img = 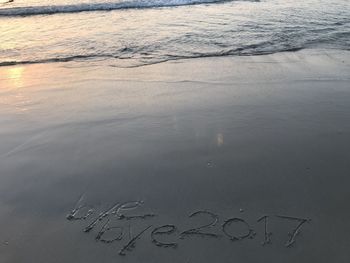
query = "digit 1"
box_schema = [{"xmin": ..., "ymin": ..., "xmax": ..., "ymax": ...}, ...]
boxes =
[{"xmin": 257, "ymin": 215, "xmax": 272, "ymax": 245}]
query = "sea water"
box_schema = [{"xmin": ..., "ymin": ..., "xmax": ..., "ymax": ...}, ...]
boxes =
[{"xmin": 0, "ymin": 0, "xmax": 349, "ymax": 67}]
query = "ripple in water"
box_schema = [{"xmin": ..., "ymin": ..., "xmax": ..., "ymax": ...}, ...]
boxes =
[{"xmin": 0, "ymin": 0, "xmax": 349, "ymax": 67}]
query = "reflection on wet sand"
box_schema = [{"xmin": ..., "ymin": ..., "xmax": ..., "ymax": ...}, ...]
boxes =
[{"xmin": 5, "ymin": 66, "xmax": 24, "ymax": 89}]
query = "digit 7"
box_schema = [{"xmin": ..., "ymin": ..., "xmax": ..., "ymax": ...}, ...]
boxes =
[{"xmin": 276, "ymin": 215, "xmax": 311, "ymax": 247}]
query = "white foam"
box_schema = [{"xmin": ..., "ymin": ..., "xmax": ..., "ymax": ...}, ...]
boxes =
[{"xmin": 0, "ymin": 0, "xmax": 245, "ymax": 16}]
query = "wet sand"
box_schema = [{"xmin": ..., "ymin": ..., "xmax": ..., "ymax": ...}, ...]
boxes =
[{"xmin": 0, "ymin": 49, "xmax": 349, "ymax": 262}]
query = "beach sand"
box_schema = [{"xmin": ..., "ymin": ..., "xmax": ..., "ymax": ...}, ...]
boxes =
[{"xmin": 0, "ymin": 49, "xmax": 349, "ymax": 262}]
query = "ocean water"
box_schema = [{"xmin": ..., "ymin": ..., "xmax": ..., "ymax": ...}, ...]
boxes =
[{"xmin": 0, "ymin": 0, "xmax": 349, "ymax": 67}]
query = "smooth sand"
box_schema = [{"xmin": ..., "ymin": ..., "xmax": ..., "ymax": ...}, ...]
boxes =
[{"xmin": 0, "ymin": 49, "xmax": 349, "ymax": 262}]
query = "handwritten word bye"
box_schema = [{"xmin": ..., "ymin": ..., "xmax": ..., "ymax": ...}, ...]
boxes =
[{"xmin": 66, "ymin": 199, "xmax": 311, "ymax": 256}]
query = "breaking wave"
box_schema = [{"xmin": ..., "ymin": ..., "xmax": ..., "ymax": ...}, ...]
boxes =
[{"xmin": 0, "ymin": 0, "xmax": 256, "ymax": 17}]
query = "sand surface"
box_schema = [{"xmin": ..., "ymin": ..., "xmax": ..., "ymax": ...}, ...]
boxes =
[{"xmin": 0, "ymin": 49, "xmax": 349, "ymax": 262}]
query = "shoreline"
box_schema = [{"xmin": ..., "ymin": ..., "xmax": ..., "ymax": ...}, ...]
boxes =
[
  {"xmin": 1, "ymin": 48, "xmax": 349, "ymax": 84},
  {"xmin": 1, "ymin": 47, "xmax": 349, "ymax": 70}
]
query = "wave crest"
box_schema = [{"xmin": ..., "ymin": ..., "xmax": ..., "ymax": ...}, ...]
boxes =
[{"xmin": 0, "ymin": 0, "xmax": 255, "ymax": 17}]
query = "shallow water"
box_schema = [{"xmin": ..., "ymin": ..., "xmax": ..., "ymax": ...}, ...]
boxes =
[{"xmin": 1, "ymin": 0, "xmax": 349, "ymax": 66}]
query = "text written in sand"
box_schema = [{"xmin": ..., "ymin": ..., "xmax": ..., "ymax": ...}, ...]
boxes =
[{"xmin": 67, "ymin": 199, "xmax": 311, "ymax": 256}]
